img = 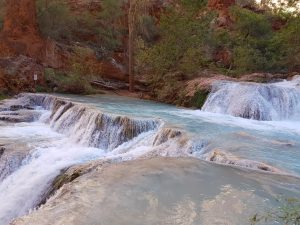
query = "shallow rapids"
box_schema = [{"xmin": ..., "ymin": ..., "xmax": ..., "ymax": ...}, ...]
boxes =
[{"xmin": 0, "ymin": 76, "xmax": 300, "ymax": 225}]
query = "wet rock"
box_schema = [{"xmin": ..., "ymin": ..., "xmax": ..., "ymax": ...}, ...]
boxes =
[
  {"xmin": 0, "ymin": 110, "xmax": 42, "ymax": 123},
  {"xmin": 11, "ymin": 158, "xmax": 300, "ymax": 225},
  {"xmin": 153, "ymin": 128, "xmax": 182, "ymax": 146},
  {"xmin": 203, "ymin": 149, "xmax": 284, "ymax": 174},
  {"xmin": 0, "ymin": 143, "xmax": 30, "ymax": 182},
  {"xmin": 40, "ymin": 160, "xmax": 110, "ymax": 206},
  {"xmin": 0, "ymin": 146, "xmax": 5, "ymax": 157}
]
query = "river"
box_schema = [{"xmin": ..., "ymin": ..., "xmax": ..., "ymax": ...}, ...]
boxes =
[{"xmin": 0, "ymin": 77, "xmax": 300, "ymax": 225}]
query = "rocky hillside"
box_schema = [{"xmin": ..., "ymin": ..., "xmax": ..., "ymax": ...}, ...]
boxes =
[{"xmin": 0, "ymin": 0, "xmax": 299, "ymax": 106}]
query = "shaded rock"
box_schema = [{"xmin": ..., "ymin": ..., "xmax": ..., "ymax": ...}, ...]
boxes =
[
  {"xmin": 0, "ymin": 0, "xmax": 44, "ymax": 59},
  {"xmin": 184, "ymin": 72, "xmax": 291, "ymax": 100},
  {"xmin": 208, "ymin": 0, "xmax": 235, "ymax": 27},
  {"xmin": 185, "ymin": 72, "xmax": 237, "ymax": 96},
  {"xmin": 0, "ymin": 0, "xmax": 69, "ymax": 68},
  {"xmin": 0, "ymin": 55, "xmax": 45, "ymax": 94},
  {"xmin": 239, "ymin": 72, "xmax": 288, "ymax": 83},
  {"xmin": 213, "ymin": 47, "xmax": 232, "ymax": 67}
]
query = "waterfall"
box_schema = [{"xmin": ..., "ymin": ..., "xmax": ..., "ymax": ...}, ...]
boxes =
[
  {"xmin": 20, "ymin": 93, "xmax": 160, "ymax": 150},
  {"xmin": 0, "ymin": 92, "xmax": 295, "ymax": 225},
  {"xmin": 0, "ymin": 94, "xmax": 161, "ymax": 225},
  {"xmin": 202, "ymin": 77, "xmax": 300, "ymax": 121}
]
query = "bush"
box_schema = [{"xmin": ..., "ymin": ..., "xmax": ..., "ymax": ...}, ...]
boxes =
[
  {"xmin": 97, "ymin": 0, "xmax": 125, "ymax": 53},
  {"xmin": 137, "ymin": 0, "xmax": 213, "ymax": 103},
  {"xmin": 270, "ymin": 16, "xmax": 300, "ymax": 72},
  {"xmin": 231, "ymin": 6, "xmax": 273, "ymax": 38},
  {"xmin": 250, "ymin": 198, "xmax": 300, "ymax": 225},
  {"xmin": 0, "ymin": 94, "xmax": 8, "ymax": 100},
  {"xmin": 229, "ymin": 7, "xmax": 275, "ymax": 73},
  {"xmin": 191, "ymin": 90, "xmax": 209, "ymax": 108},
  {"xmin": 36, "ymin": 0, "xmax": 76, "ymax": 42},
  {"xmin": 44, "ymin": 67, "xmax": 95, "ymax": 95}
]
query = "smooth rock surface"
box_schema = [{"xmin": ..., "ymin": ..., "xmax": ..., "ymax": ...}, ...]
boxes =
[{"xmin": 12, "ymin": 158, "xmax": 300, "ymax": 225}]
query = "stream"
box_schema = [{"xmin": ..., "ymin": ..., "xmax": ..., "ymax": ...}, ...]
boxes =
[{"xmin": 0, "ymin": 77, "xmax": 300, "ymax": 225}]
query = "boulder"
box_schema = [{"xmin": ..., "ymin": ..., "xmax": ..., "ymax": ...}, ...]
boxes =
[
  {"xmin": 0, "ymin": 0, "xmax": 69, "ymax": 68},
  {"xmin": 0, "ymin": 55, "xmax": 45, "ymax": 94},
  {"xmin": 208, "ymin": 0, "xmax": 236, "ymax": 27}
]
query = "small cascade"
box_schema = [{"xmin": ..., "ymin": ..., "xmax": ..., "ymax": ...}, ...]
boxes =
[
  {"xmin": 0, "ymin": 92, "xmax": 296, "ymax": 225},
  {"xmin": 202, "ymin": 77, "xmax": 300, "ymax": 121},
  {"xmin": 20, "ymin": 94, "xmax": 160, "ymax": 150}
]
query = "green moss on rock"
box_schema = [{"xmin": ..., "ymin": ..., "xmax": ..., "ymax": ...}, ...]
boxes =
[{"xmin": 191, "ymin": 90, "xmax": 209, "ymax": 109}]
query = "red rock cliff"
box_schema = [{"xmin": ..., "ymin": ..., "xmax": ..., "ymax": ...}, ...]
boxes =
[
  {"xmin": 0, "ymin": 0, "xmax": 68, "ymax": 68},
  {"xmin": 0, "ymin": 0, "xmax": 44, "ymax": 58},
  {"xmin": 208, "ymin": 0, "xmax": 235, "ymax": 27}
]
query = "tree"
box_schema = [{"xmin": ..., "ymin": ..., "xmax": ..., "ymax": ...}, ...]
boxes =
[{"xmin": 128, "ymin": 0, "xmax": 151, "ymax": 92}]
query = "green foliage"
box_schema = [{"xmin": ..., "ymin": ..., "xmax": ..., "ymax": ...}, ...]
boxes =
[
  {"xmin": 231, "ymin": 7, "xmax": 273, "ymax": 38},
  {"xmin": 97, "ymin": 0, "xmax": 125, "ymax": 52},
  {"xmin": 36, "ymin": 0, "xmax": 76, "ymax": 42},
  {"xmin": 137, "ymin": 15, "xmax": 159, "ymax": 43},
  {"xmin": 44, "ymin": 67, "xmax": 95, "ymax": 95},
  {"xmin": 0, "ymin": 93, "xmax": 8, "ymax": 101},
  {"xmin": 270, "ymin": 16, "xmax": 300, "ymax": 72},
  {"xmin": 136, "ymin": 1, "xmax": 300, "ymax": 104},
  {"xmin": 35, "ymin": 85, "xmax": 48, "ymax": 93},
  {"xmin": 229, "ymin": 7, "xmax": 274, "ymax": 73},
  {"xmin": 191, "ymin": 90, "xmax": 209, "ymax": 108},
  {"xmin": 36, "ymin": 0, "xmax": 125, "ymax": 54},
  {"xmin": 233, "ymin": 45, "xmax": 267, "ymax": 73},
  {"xmin": 138, "ymin": 0, "xmax": 212, "ymax": 90},
  {"xmin": 250, "ymin": 198, "xmax": 300, "ymax": 225},
  {"xmin": 139, "ymin": 2, "xmax": 299, "ymax": 94}
]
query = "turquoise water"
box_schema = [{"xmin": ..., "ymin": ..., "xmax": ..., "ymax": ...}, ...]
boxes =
[
  {"xmin": 59, "ymin": 94, "xmax": 300, "ymax": 176},
  {"xmin": 1, "ymin": 93, "xmax": 300, "ymax": 225}
]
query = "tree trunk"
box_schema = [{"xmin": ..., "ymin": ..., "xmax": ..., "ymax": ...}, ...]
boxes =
[{"xmin": 128, "ymin": 0, "xmax": 135, "ymax": 92}]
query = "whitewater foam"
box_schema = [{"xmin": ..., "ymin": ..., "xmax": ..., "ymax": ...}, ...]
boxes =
[
  {"xmin": 202, "ymin": 78, "xmax": 300, "ymax": 121},
  {"xmin": 0, "ymin": 90, "xmax": 299, "ymax": 225}
]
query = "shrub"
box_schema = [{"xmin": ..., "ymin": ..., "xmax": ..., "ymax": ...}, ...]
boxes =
[
  {"xmin": 270, "ymin": 16, "xmax": 300, "ymax": 72},
  {"xmin": 0, "ymin": 93, "xmax": 8, "ymax": 100},
  {"xmin": 230, "ymin": 7, "xmax": 275, "ymax": 72},
  {"xmin": 250, "ymin": 198, "xmax": 300, "ymax": 225},
  {"xmin": 44, "ymin": 67, "xmax": 95, "ymax": 95},
  {"xmin": 137, "ymin": 0, "xmax": 213, "ymax": 101},
  {"xmin": 191, "ymin": 90, "xmax": 209, "ymax": 108},
  {"xmin": 36, "ymin": 0, "xmax": 76, "ymax": 42}
]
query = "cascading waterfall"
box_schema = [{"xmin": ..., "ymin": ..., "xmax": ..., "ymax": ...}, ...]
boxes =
[
  {"xmin": 1, "ymin": 74, "xmax": 300, "ymax": 225},
  {"xmin": 0, "ymin": 94, "xmax": 162, "ymax": 225},
  {"xmin": 202, "ymin": 77, "xmax": 300, "ymax": 121},
  {"xmin": 21, "ymin": 93, "xmax": 160, "ymax": 149}
]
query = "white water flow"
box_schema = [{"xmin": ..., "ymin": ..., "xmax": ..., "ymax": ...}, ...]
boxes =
[
  {"xmin": 0, "ymin": 95, "xmax": 161, "ymax": 225},
  {"xmin": 202, "ymin": 76, "xmax": 300, "ymax": 120},
  {"xmin": 0, "ymin": 77, "xmax": 300, "ymax": 224}
]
